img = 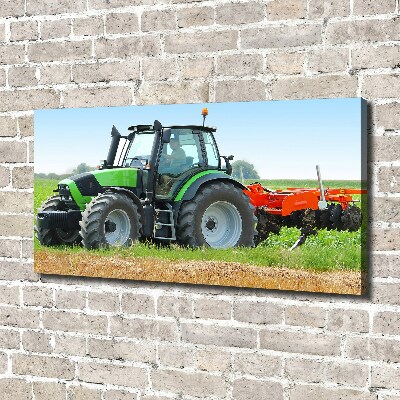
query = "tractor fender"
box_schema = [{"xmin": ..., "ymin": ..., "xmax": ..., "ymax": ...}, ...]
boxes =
[
  {"xmin": 176, "ymin": 173, "xmax": 247, "ymax": 202},
  {"xmin": 105, "ymin": 187, "xmax": 145, "ymax": 224}
]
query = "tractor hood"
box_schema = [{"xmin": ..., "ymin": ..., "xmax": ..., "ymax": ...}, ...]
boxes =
[{"xmin": 58, "ymin": 168, "xmax": 138, "ymax": 210}]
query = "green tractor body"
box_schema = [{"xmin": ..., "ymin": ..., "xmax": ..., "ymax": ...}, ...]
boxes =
[{"xmin": 36, "ymin": 121, "xmax": 256, "ymax": 249}]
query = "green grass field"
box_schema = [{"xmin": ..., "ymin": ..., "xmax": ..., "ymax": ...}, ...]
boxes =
[{"xmin": 34, "ymin": 178, "xmax": 365, "ymax": 272}]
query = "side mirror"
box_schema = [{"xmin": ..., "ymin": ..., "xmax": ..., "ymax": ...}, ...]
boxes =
[
  {"xmin": 162, "ymin": 128, "xmax": 172, "ymax": 143},
  {"xmin": 227, "ymin": 155, "xmax": 234, "ymax": 161},
  {"xmin": 127, "ymin": 132, "xmax": 135, "ymax": 141}
]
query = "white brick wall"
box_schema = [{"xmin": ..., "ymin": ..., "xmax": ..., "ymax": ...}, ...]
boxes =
[{"xmin": 0, "ymin": 0, "xmax": 399, "ymax": 398}]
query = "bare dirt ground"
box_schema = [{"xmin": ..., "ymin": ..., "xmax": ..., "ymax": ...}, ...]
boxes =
[{"xmin": 35, "ymin": 250, "xmax": 364, "ymax": 295}]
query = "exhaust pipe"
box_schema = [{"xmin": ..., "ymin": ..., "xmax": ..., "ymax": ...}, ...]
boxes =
[{"xmin": 106, "ymin": 125, "xmax": 121, "ymax": 166}]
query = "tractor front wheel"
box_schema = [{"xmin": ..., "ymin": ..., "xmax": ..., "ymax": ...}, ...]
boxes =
[
  {"xmin": 176, "ymin": 182, "xmax": 256, "ymax": 249},
  {"xmin": 79, "ymin": 192, "xmax": 141, "ymax": 249},
  {"xmin": 35, "ymin": 196, "xmax": 82, "ymax": 246}
]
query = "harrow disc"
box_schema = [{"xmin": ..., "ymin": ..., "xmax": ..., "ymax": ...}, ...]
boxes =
[
  {"xmin": 301, "ymin": 209, "xmax": 317, "ymax": 235},
  {"xmin": 318, "ymin": 203, "xmax": 334, "ymax": 230},
  {"xmin": 341, "ymin": 205, "xmax": 362, "ymax": 232},
  {"xmin": 255, "ymin": 208, "xmax": 282, "ymax": 245},
  {"xmin": 330, "ymin": 204, "xmax": 345, "ymax": 231}
]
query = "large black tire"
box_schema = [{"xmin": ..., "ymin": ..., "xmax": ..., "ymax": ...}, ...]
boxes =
[
  {"xmin": 79, "ymin": 192, "xmax": 141, "ymax": 249},
  {"xmin": 35, "ymin": 196, "xmax": 82, "ymax": 246},
  {"xmin": 176, "ymin": 182, "xmax": 257, "ymax": 248}
]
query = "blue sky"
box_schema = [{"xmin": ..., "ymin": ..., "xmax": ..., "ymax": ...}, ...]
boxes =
[{"xmin": 35, "ymin": 98, "xmax": 365, "ymax": 179}]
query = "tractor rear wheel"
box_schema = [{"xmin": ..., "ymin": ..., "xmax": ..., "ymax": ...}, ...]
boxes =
[
  {"xmin": 79, "ymin": 192, "xmax": 141, "ymax": 249},
  {"xmin": 176, "ymin": 182, "xmax": 257, "ymax": 248},
  {"xmin": 35, "ymin": 196, "xmax": 82, "ymax": 246}
]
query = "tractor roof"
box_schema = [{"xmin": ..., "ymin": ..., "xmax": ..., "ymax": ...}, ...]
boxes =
[{"xmin": 128, "ymin": 125, "xmax": 216, "ymax": 133}]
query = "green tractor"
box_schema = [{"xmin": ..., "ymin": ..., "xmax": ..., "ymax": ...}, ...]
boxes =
[{"xmin": 36, "ymin": 116, "xmax": 257, "ymax": 249}]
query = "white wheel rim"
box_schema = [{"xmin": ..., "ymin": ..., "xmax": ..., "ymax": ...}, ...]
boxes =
[
  {"xmin": 105, "ymin": 209, "xmax": 131, "ymax": 246},
  {"xmin": 201, "ymin": 201, "xmax": 242, "ymax": 248}
]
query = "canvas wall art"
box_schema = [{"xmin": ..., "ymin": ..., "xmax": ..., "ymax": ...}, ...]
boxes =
[{"xmin": 34, "ymin": 98, "xmax": 367, "ymax": 294}]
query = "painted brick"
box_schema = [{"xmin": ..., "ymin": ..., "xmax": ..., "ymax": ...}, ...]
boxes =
[
  {"xmin": 110, "ymin": 316, "xmax": 179, "ymax": 341},
  {"xmin": 79, "ymin": 362, "xmax": 148, "ymax": 388},
  {"xmin": 371, "ymin": 365, "xmax": 400, "ymax": 390},
  {"xmin": 74, "ymin": 16, "xmax": 103, "ymax": 37},
  {"xmin": 346, "ymin": 336, "xmax": 400, "ymax": 363},
  {"xmin": 266, "ymin": 52, "xmax": 305, "ymax": 74},
  {"xmin": 0, "ymin": 166, "xmax": 9, "ymax": 187},
  {"xmin": 233, "ymin": 352, "xmax": 281, "ymax": 377},
  {"xmin": 179, "ymin": 57, "xmax": 214, "ymax": 79},
  {"xmin": 0, "ymin": 239, "xmax": 20, "ymax": 258},
  {"xmin": 234, "ymin": 301, "xmax": 282, "ymax": 325},
  {"xmin": 87, "ymin": 291, "xmax": 119, "ymax": 312},
  {"xmin": 375, "ymin": 103, "xmax": 400, "ymax": 130},
  {"xmin": 216, "ymin": 2, "xmax": 265, "ymax": 25},
  {"xmin": 353, "ymin": 0, "xmax": 396, "ymax": 16},
  {"xmin": 0, "ymin": 285, "xmax": 19, "ymax": 305},
  {"xmin": 95, "ymin": 37, "xmax": 161, "ymax": 59},
  {"xmin": 372, "ymin": 136, "xmax": 400, "ymax": 162},
  {"xmin": 327, "ymin": 309, "xmax": 369, "ymax": 333},
  {"xmin": 158, "ymin": 343, "xmax": 194, "ymax": 369},
  {"xmin": 178, "ymin": 6, "xmax": 214, "ymax": 28},
  {"xmin": 88, "ymin": 338, "xmax": 156, "ymax": 363},
  {"xmin": 28, "ymin": 41, "xmax": 92, "ymax": 63},
  {"xmin": 63, "ymin": 86, "xmax": 132, "ymax": 108},
  {"xmin": 271, "ymin": 75, "xmax": 357, "ymax": 99},
  {"xmin": 73, "ymin": 60, "xmax": 140, "ymax": 83},
  {"xmin": 307, "ymin": 48, "xmax": 349, "ymax": 73},
  {"xmin": 165, "ymin": 30, "xmax": 238, "ymax": 54},
  {"xmin": 285, "ymin": 358, "xmax": 325, "ymax": 382},
  {"xmin": 136, "ymin": 81, "xmax": 209, "ymax": 105},
  {"xmin": 0, "ymin": 352, "xmax": 8, "ymax": 373},
  {"xmin": 0, "ymin": 116, "xmax": 18, "ymax": 137},
  {"xmin": 42, "ymin": 310, "xmax": 108, "ymax": 335},
  {"xmin": 363, "ymin": 74, "xmax": 400, "ymax": 99},
  {"xmin": 352, "ymin": 45, "xmax": 400, "ymax": 70},
  {"xmin": 289, "ymin": 385, "xmax": 376, "ymax": 400},
  {"xmin": 28, "ymin": 141, "xmax": 33, "ymax": 163},
  {"xmin": 241, "ymin": 24, "xmax": 322, "ymax": 49},
  {"xmin": 0, "ymin": 44, "xmax": 26, "ymax": 65},
  {"xmin": 21, "ymin": 240, "xmax": 33, "ymax": 258},
  {"xmin": 12, "ymin": 166, "xmax": 34, "ymax": 189},
  {"xmin": 22, "ymin": 330, "xmax": 53, "ymax": 353},
  {"xmin": 371, "ymin": 229, "xmax": 400, "ymax": 252},
  {"xmin": 373, "ymin": 197, "xmax": 400, "ymax": 222},
  {"xmin": 0, "ymin": 215, "xmax": 33, "ymax": 237},
  {"xmin": 40, "ymin": 64, "xmax": 71, "ymax": 85},
  {"xmin": 195, "ymin": 348, "xmax": 231, "ymax": 372},
  {"xmin": 23, "ymin": 286, "xmax": 53, "ymax": 308},
  {"xmin": 55, "ymin": 334, "xmax": 87, "ymax": 357},
  {"xmin": 40, "ymin": 19, "xmax": 71, "ymax": 40},
  {"xmin": 215, "ymin": 80, "xmax": 265, "ymax": 102},
  {"xmin": 70, "ymin": 386, "xmax": 102, "ymax": 400},
  {"xmin": 141, "ymin": 10, "xmax": 176, "ymax": 32},
  {"xmin": 104, "ymin": 390, "xmax": 137, "ymax": 400},
  {"xmin": 216, "ymin": 53, "xmax": 263, "ymax": 76},
  {"xmin": 181, "ymin": 322, "xmax": 257, "ymax": 348},
  {"xmin": 232, "ymin": 378, "xmax": 284, "ymax": 400},
  {"xmin": 142, "ymin": 58, "xmax": 177, "ymax": 81},
  {"xmin": 9, "ymin": 66, "xmax": 37, "ymax": 88},
  {"xmin": 121, "ymin": 293, "xmax": 155, "ymax": 315},
  {"xmin": 13, "ymin": 354, "xmax": 75, "ymax": 379},
  {"xmin": 326, "ymin": 361, "xmax": 369, "ymax": 387},
  {"xmin": 0, "ymin": 379, "xmax": 32, "ymax": 400},
  {"xmin": 10, "ymin": 20, "xmax": 38, "ymax": 42},
  {"xmin": 56, "ymin": 289, "xmax": 86, "ymax": 310},
  {"xmin": 18, "ymin": 114, "xmax": 34, "ymax": 137},
  {"xmin": 0, "ymin": 89, "xmax": 60, "ymax": 112},
  {"xmin": 0, "ymin": 0, "xmax": 25, "ymax": 18},
  {"xmin": 374, "ymin": 311, "xmax": 400, "ymax": 336},
  {"xmin": 326, "ymin": 19, "xmax": 399, "ymax": 44},
  {"xmin": 0, "ymin": 69, "xmax": 6, "ymax": 86},
  {"xmin": 267, "ymin": 0, "xmax": 306, "ymax": 20},
  {"xmin": 285, "ymin": 305, "xmax": 326, "ymax": 328},
  {"xmin": 89, "ymin": 0, "xmax": 151, "ymax": 10},
  {"xmin": 0, "ymin": 328, "xmax": 20, "ymax": 349},
  {"xmin": 26, "ymin": 0, "xmax": 87, "ymax": 16},
  {"xmin": 194, "ymin": 298, "xmax": 231, "ymax": 320},
  {"xmin": 0, "ymin": 261, "xmax": 38, "ymax": 282},
  {"xmin": 152, "ymin": 369, "xmax": 227, "ymax": 398},
  {"xmin": 157, "ymin": 295, "xmax": 192, "ymax": 318},
  {"xmin": 106, "ymin": 13, "xmax": 139, "ymax": 35},
  {"xmin": 259, "ymin": 329, "xmax": 341, "ymax": 356},
  {"xmin": 372, "ymin": 253, "xmax": 400, "ymax": 278},
  {"xmin": 308, "ymin": 0, "xmax": 350, "ymax": 18}
]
